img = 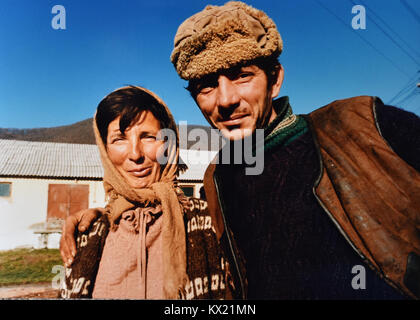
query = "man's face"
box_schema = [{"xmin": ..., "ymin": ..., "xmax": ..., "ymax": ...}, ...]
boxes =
[{"xmin": 194, "ymin": 64, "xmax": 283, "ymax": 140}]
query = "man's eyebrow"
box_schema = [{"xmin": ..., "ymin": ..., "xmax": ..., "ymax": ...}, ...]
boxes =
[
  {"xmin": 199, "ymin": 73, "xmax": 218, "ymax": 83},
  {"xmin": 193, "ymin": 74, "xmax": 218, "ymax": 89},
  {"xmin": 221, "ymin": 65, "xmax": 250, "ymax": 77}
]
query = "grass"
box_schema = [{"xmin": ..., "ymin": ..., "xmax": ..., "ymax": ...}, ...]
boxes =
[{"xmin": 0, "ymin": 248, "xmax": 63, "ymax": 286}]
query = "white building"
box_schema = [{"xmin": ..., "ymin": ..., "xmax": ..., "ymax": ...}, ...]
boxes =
[{"xmin": 0, "ymin": 139, "xmax": 216, "ymax": 250}]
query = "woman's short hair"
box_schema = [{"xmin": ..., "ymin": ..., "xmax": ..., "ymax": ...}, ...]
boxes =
[{"xmin": 96, "ymin": 86, "xmax": 172, "ymax": 145}]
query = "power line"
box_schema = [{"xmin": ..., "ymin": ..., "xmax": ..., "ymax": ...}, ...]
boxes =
[
  {"xmin": 351, "ymin": 0, "xmax": 420, "ymax": 61},
  {"xmin": 412, "ymin": 93, "xmax": 420, "ymax": 114},
  {"xmin": 394, "ymin": 89, "xmax": 420, "ymax": 113},
  {"xmin": 314, "ymin": 0, "xmax": 411, "ymax": 78},
  {"xmin": 401, "ymin": 0, "xmax": 420, "ymax": 25},
  {"xmin": 388, "ymin": 72, "xmax": 420, "ymax": 104},
  {"xmin": 389, "ymin": 82, "xmax": 417, "ymax": 105},
  {"xmin": 394, "ymin": 87, "xmax": 419, "ymax": 106},
  {"xmin": 349, "ymin": 0, "xmax": 420, "ymax": 66}
]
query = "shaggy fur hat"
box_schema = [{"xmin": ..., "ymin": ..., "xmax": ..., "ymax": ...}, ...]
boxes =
[{"xmin": 171, "ymin": 1, "xmax": 283, "ymax": 80}]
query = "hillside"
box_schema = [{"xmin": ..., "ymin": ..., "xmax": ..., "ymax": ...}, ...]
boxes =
[
  {"xmin": 0, "ymin": 119, "xmax": 96, "ymax": 144},
  {"xmin": 0, "ymin": 119, "xmax": 222, "ymax": 150}
]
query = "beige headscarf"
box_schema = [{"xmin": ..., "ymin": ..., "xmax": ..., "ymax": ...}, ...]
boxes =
[{"xmin": 93, "ymin": 86, "xmax": 188, "ymax": 299}]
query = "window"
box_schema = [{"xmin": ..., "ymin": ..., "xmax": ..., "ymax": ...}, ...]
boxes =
[
  {"xmin": 180, "ymin": 185, "xmax": 195, "ymax": 198},
  {"xmin": 0, "ymin": 183, "xmax": 11, "ymax": 197}
]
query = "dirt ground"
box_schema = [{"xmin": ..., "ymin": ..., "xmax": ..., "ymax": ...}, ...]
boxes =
[{"xmin": 0, "ymin": 283, "xmax": 60, "ymax": 299}]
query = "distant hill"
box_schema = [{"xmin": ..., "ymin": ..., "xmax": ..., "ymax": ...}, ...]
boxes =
[
  {"xmin": 0, "ymin": 118, "xmax": 222, "ymax": 150},
  {"xmin": 0, "ymin": 119, "xmax": 97, "ymax": 144}
]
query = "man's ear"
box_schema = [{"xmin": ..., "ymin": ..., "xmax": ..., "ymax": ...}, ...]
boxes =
[{"xmin": 270, "ymin": 64, "xmax": 284, "ymax": 99}]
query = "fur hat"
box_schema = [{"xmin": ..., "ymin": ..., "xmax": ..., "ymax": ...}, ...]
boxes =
[{"xmin": 171, "ymin": 1, "xmax": 283, "ymax": 80}]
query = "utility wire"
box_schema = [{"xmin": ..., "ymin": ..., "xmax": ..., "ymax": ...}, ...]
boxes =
[
  {"xmin": 412, "ymin": 93, "xmax": 420, "ymax": 113},
  {"xmin": 389, "ymin": 83, "xmax": 416, "ymax": 105},
  {"xmin": 388, "ymin": 72, "xmax": 420, "ymax": 104},
  {"xmin": 314, "ymin": 0, "xmax": 411, "ymax": 78},
  {"xmin": 350, "ymin": 0, "xmax": 420, "ymax": 62},
  {"xmin": 394, "ymin": 87, "xmax": 419, "ymax": 106},
  {"xmin": 401, "ymin": 0, "xmax": 420, "ymax": 25},
  {"xmin": 349, "ymin": 0, "xmax": 420, "ymax": 66}
]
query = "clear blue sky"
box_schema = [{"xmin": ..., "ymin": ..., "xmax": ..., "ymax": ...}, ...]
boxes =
[{"xmin": 0, "ymin": 0, "xmax": 419, "ymax": 129}]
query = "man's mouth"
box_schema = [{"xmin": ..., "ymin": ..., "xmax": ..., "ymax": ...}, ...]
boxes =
[{"xmin": 219, "ymin": 113, "xmax": 249, "ymax": 126}]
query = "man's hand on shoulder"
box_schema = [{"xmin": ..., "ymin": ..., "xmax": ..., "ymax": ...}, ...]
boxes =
[{"xmin": 59, "ymin": 207, "xmax": 105, "ymax": 267}]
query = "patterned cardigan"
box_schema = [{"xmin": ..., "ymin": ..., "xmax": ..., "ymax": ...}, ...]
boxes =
[{"xmin": 60, "ymin": 198, "xmax": 235, "ymax": 299}]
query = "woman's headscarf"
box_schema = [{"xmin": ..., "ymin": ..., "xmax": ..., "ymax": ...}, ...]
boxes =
[{"xmin": 92, "ymin": 86, "xmax": 188, "ymax": 299}]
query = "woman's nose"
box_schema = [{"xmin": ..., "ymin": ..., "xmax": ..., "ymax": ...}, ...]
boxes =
[
  {"xmin": 216, "ymin": 75, "xmax": 240, "ymax": 111},
  {"xmin": 128, "ymin": 140, "xmax": 144, "ymax": 162}
]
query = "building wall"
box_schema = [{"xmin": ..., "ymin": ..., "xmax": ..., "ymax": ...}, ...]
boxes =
[{"xmin": 0, "ymin": 177, "xmax": 106, "ymax": 250}]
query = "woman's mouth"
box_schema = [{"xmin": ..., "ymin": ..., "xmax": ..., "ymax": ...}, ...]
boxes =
[{"xmin": 128, "ymin": 167, "xmax": 152, "ymax": 177}]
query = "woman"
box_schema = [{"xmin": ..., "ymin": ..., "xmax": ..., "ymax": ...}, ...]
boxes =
[{"xmin": 61, "ymin": 86, "xmax": 233, "ymax": 299}]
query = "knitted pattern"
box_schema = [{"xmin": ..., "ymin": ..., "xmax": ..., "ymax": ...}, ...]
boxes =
[
  {"xmin": 262, "ymin": 96, "xmax": 308, "ymax": 151},
  {"xmin": 61, "ymin": 198, "xmax": 234, "ymax": 299}
]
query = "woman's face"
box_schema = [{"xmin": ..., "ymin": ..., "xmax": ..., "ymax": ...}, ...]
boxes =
[{"xmin": 106, "ymin": 111, "xmax": 164, "ymax": 188}]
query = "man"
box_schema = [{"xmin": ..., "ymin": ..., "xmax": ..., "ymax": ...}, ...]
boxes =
[{"xmin": 61, "ymin": 1, "xmax": 420, "ymax": 299}]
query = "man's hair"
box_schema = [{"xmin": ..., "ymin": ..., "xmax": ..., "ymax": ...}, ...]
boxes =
[
  {"xmin": 186, "ymin": 55, "xmax": 281, "ymax": 99},
  {"xmin": 95, "ymin": 86, "xmax": 172, "ymax": 145}
]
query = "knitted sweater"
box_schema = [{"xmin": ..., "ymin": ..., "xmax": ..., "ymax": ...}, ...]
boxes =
[
  {"xmin": 60, "ymin": 198, "xmax": 234, "ymax": 299},
  {"xmin": 215, "ymin": 97, "xmax": 420, "ymax": 299}
]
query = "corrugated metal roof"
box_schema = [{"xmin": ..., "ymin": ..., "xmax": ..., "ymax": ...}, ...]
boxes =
[
  {"xmin": 178, "ymin": 162, "xmax": 210, "ymax": 181},
  {"xmin": 0, "ymin": 139, "xmax": 216, "ymax": 181},
  {"xmin": 0, "ymin": 139, "xmax": 103, "ymax": 178},
  {"xmin": 178, "ymin": 149, "xmax": 217, "ymax": 181}
]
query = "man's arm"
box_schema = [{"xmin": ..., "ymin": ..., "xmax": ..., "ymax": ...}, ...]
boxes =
[
  {"xmin": 60, "ymin": 208, "xmax": 105, "ymax": 266},
  {"xmin": 376, "ymin": 102, "xmax": 420, "ymax": 172}
]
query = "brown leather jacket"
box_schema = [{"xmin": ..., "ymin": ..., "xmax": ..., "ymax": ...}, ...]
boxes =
[{"xmin": 204, "ymin": 96, "xmax": 420, "ymax": 299}]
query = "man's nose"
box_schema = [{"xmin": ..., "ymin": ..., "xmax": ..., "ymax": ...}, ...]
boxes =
[
  {"xmin": 128, "ymin": 139, "xmax": 144, "ymax": 163},
  {"xmin": 216, "ymin": 75, "xmax": 240, "ymax": 111}
]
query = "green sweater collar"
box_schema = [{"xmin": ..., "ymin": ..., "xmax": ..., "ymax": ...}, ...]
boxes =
[
  {"xmin": 264, "ymin": 96, "xmax": 293, "ymax": 137},
  {"xmin": 264, "ymin": 97, "xmax": 308, "ymax": 151}
]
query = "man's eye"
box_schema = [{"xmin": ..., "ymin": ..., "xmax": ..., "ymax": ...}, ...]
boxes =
[
  {"xmin": 199, "ymin": 86, "xmax": 214, "ymax": 94},
  {"xmin": 195, "ymin": 75, "xmax": 218, "ymax": 94},
  {"xmin": 238, "ymin": 72, "xmax": 252, "ymax": 79}
]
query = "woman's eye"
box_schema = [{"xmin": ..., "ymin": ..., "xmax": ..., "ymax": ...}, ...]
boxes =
[
  {"xmin": 110, "ymin": 136, "xmax": 125, "ymax": 143},
  {"xmin": 143, "ymin": 135, "xmax": 157, "ymax": 141}
]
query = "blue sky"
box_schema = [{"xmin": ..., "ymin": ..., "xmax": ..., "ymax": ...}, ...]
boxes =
[{"xmin": 0, "ymin": 0, "xmax": 419, "ymax": 129}]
